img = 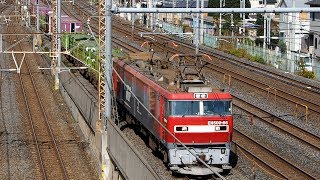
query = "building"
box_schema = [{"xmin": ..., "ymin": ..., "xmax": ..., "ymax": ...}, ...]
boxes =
[
  {"xmin": 159, "ymin": 0, "xmax": 209, "ymax": 25},
  {"xmin": 278, "ymin": 0, "xmax": 311, "ymax": 72},
  {"xmin": 306, "ymin": 0, "xmax": 320, "ymax": 61},
  {"xmin": 249, "ymin": 0, "xmax": 279, "ymax": 8}
]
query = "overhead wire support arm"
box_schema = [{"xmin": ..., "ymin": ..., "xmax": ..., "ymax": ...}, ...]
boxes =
[{"xmin": 112, "ymin": 7, "xmax": 320, "ymax": 13}]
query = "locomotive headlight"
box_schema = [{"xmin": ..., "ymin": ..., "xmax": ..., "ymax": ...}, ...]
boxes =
[
  {"xmin": 215, "ymin": 126, "xmax": 220, "ymax": 131},
  {"xmin": 221, "ymin": 148, "xmax": 226, "ymax": 154},
  {"xmin": 176, "ymin": 126, "xmax": 189, "ymax": 132}
]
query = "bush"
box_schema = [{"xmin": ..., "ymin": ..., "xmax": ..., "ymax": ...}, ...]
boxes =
[
  {"xmin": 217, "ymin": 43, "xmax": 267, "ymax": 65},
  {"xmin": 218, "ymin": 41, "xmax": 235, "ymax": 53},
  {"xmin": 229, "ymin": 48, "xmax": 251, "ymax": 59},
  {"xmin": 249, "ymin": 56, "xmax": 265, "ymax": 64},
  {"xmin": 296, "ymin": 71, "xmax": 315, "ymax": 79}
]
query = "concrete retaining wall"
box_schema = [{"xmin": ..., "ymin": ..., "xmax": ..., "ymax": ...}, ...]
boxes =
[
  {"xmin": 59, "ymin": 72, "xmax": 101, "ymax": 164},
  {"xmin": 59, "ymin": 71, "xmax": 160, "ymax": 180}
]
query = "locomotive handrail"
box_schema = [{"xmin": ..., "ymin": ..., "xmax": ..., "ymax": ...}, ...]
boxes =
[{"xmin": 168, "ymin": 53, "xmax": 212, "ymax": 62}]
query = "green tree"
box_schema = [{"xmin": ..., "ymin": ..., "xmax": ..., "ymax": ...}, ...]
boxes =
[
  {"xmin": 255, "ymin": 13, "xmax": 264, "ymax": 46},
  {"xmin": 208, "ymin": 0, "xmax": 251, "ymax": 18},
  {"xmin": 277, "ymin": 40, "xmax": 287, "ymax": 53},
  {"xmin": 208, "ymin": 0, "xmax": 251, "ymax": 35}
]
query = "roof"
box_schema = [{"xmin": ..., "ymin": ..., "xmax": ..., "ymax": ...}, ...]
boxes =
[
  {"xmin": 267, "ymin": 0, "xmax": 278, "ymax": 3},
  {"xmin": 30, "ymin": 0, "xmax": 50, "ymax": 14},
  {"xmin": 305, "ymin": 0, "xmax": 320, "ymax": 6},
  {"xmin": 61, "ymin": 16, "xmax": 81, "ymax": 23},
  {"xmin": 279, "ymin": 0, "xmax": 310, "ymax": 7},
  {"xmin": 161, "ymin": 0, "xmax": 208, "ymax": 8},
  {"xmin": 72, "ymin": 34, "xmax": 97, "ymax": 48},
  {"xmin": 117, "ymin": 52, "xmax": 222, "ymax": 94}
]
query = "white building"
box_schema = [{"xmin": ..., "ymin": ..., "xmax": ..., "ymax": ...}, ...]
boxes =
[
  {"xmin": 278, "ymin": 0, "xmax": 311, "ymax": 72},
  {"xmin": 306, "ymin": 0, "xmax": 320, "ymax": 61},
  {"xmin": 249, "ymin": 0, "xmax": 280, "ymax": 8}
]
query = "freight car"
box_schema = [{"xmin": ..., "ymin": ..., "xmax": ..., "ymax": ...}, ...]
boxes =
[
  {"xmin": 47, "ymin": 12, "xmax": 83, "ymax": 33},
  {"xmin": 113, "ymin": 53, "xmax": 233, "ymax": 175},
  {"xmin": 61, "ymin": 34, "xmax": 125, "ymax": 88},
  {"xmin": 29, "ymin": 0, "xmax": 83, "ymax": 33}
]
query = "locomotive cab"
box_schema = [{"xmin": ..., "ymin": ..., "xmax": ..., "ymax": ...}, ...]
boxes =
[{"xmin": 163, "ymin": 86, "xmax": 233, "ymax": 175}]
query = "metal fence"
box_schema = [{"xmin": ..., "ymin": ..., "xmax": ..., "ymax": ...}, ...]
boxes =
[
  {"xmin": 107, "ymin": 118, "xmax": 161, "ymax": 180},
  {"xmin": 159, "ymin": 21, "xmax": 320, "ymax": 80}
]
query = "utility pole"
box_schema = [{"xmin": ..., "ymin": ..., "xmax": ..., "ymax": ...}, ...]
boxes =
[
  {"xmin": 263, "ymin": 0, "xmax": 266, "ymax": 49},
  {"xmin": 172, "ymin": 0, "xmax": 175, "ymax": 24},
  {"xmin": 97, "ymin": 0, "xmax": 113, "ymax": 178},
  {"xmin": 34, "ymin": 0, "xmax": 39, "ymax": 52},
  {"xmin": 231, "ymin": 14, "xmax": 234, "ymax": 36},
  {"xmin": 51, "ymin": 0, "xmax": 60, "ymax": 90},
  {"xmin": 219, "ymin": 0, "xmax": 225, "ymax": 36},
  {"xmin": 292, "ymin": 0, "xmax": 296, "ymax": 72},
  {"xmin": 36, "ymin": 0, "xmax": 39, "ymax": 32},
  {"xmin": 267, "ymin": 16, "xmax": 271, "ymax": 47},
  {"xmin": 200, "ymin": 0, "xmax": 204, "ymax": 44},
  {"xmin": 131, "ymin": 0, "xmax": 135, "ymax": 40},
  {"xmin": 240, "ymin": 0, "xmax": 245, "ymax": 35},
  {"xmin": 55, "ymin": 0, "xmax": 61, "ymax": 90},
  {"xmin": 148, "ymin": 0, "xmax": 153, "ymax": 29},
  {"xmin": 195, "ymin": 0, "xmax": 199, "ymax": 54}
]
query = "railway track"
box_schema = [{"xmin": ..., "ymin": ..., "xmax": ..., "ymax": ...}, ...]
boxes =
[
  {"xmin": 7, "ymin": 24, "xmax": 70, "ymax": 180},
  {"xmin": 233, "ymin": 129, "xmax": 315, "ymax": 180},
  {"xmin": 112, "ymin": 21, "xmax": 320, "ymax": 116},
  {"xmin": 233, "ymin": 97, "xmax": 320, "ymax": 151},
  {"xmin": 202, "ymin": 62, "xmax": 320, "ymax": 115},
  {"xmin": 0, "ymin": 6, "xmax": 98, "ymax": 179}
]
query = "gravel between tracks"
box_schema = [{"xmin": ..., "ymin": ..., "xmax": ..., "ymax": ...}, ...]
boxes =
[
  {"xmin": 0, "ymin": 21, "xmax": 99, "ymax": 180},
  {"xmin": 205, "ymin": 59, "xmax": 320, "ymax": 179},
  {"xmin": 0, "ymin": 32, "xmax": 36, "ymax": 179}
]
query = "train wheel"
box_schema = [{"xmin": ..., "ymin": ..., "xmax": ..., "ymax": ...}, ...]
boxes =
[{"xmin": 161, "ymin": 149, "xmax": 168, "ymax": 164}]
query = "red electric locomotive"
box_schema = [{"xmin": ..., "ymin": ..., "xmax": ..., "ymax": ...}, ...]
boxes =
[{"xmin": 113, "ymin": 53, "xmax": 233, "ymax": 175}]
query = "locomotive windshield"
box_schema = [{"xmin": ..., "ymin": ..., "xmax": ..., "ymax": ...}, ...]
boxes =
[
  {"xmin": 169, "ymin": 100, "xmax": 231, "ymax": 116},
  {"xmin": 170, "ymin": 101, "xmax": 200, "ymax": 116},
  {"xmin": 203, "ymin": 100, "xmax": 231, "ymax": 115}
]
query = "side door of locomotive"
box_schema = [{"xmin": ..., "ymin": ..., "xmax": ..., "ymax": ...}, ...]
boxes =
[
  {"xmin": 158, "ymin": 96, "xmax": 166, "ymax": 141},
  {"xmin": 133, "ymin": 79, "xmax": 150, "ymax": 128},
  {"xmin": 123, "ymin": 71, "xmax": 134, "ymax": 113},
  {"xmin": 149, "ymin": 89, "xmax": 166, "ymax": 141},
  {"xmin": 149, "ymin": 89, "xmax": 163, "ymax": 140}
]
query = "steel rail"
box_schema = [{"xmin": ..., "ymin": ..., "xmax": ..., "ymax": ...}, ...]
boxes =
[
  {"xmin": 9, "ymin": 26, "xmax": 70, "ymax": 179},
  {"xmin": 18, "ymin": 56, "xmax": 48, "ymax": 180},
  {"xmin": 203, "ymin": 62, "xmax": 320, "ymax": 114},
  {"xmin": 232, "ymin": 141, "xmax": 287, "ymax": 179},
  {"xmin": 24, "ymin": 47, "xmax": 70, "ymax": 180},
  {"xmin": 110, "ymin": 20, "xmax": 320, "ymax": 116},
  {"xmin": 7, "ymin": 21, "xmax": 49, "ymax": 180},
  {"xmin": 233, "ymin": 96, "xmax": 320, "ymax": 151},
  {"xmin": 233, "ymin": 129, "xmax": 315, "ymax": 179}
]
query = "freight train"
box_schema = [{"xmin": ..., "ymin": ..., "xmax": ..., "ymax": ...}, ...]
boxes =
[{"xmin": 113, "ymin": 53, "xmax": 233, "ymax": 175}]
